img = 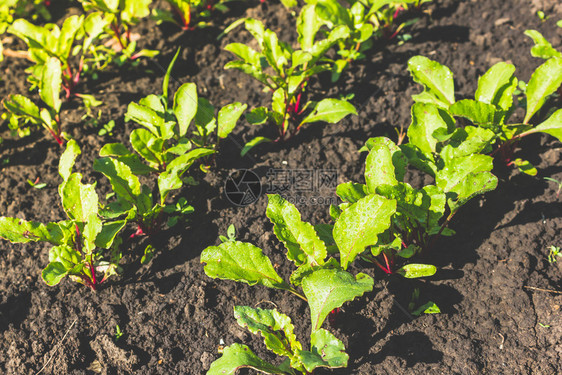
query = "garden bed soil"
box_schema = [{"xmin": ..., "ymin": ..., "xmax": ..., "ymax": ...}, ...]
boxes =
[{"xmin": 1, "ymin": 0, "xmax": 561, "ymax": 374}]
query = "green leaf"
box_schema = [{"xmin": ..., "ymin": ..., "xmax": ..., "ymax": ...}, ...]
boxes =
[
  {"xmin": 534, "ymin": 108, "xmax": 562, "ymax": 142},
  {"xmin": 40, "ymin": 57, "xmax": 62, "ymax": 113},
  {"xmin": 224, "ymin": 43, "xmax": 262, "ymax": 66},
  {"xmin": 475, "ymin": 62, "xmax": 517, "ymax": 111},
  {"xmin": 302, "ymin": 269, "xmax": 373, "ymax": 331},
  {"xmin": 218, "ymin": 102, "xmax": 247, "ymax": 139},
  {"xmin": 300, "ymin": 99, "xmax": 356, "ymax": 126},
  {"xmin": 234, "ymin": 306, "xmax": 301, "ymax": 358},
  {"xmin": 130, "ymin": 128, "xmax": 163, "ymax": 165},
  {"xmin": 315, "ymin": 0, "xmax": 353, "ymax": 28},
  {"xmin": 82, "ymin": 213, "xmax": 102, "ymax": 253},
  {"xmin": 59, "ymin": 139, "xmax": 81, "ymax": 181},
  {"xmin": 524, "ymin": 30, "xmax": 562, "ymax": 60},
  {"xmin": 407, "ymin": 103, "xmax": 450, "ymax": 154},
  {"xmin": 42, "ymin": 262, "xmax": 69, "ymax": 286},
  {"xmin": 246, "ymin": 107, "xmax": 269, "ymax": 125},
  {"xmin": 56, "ymin": 15, "xmax": 82, "ymax": 60},
  {"xmin": 335, "ymin": 182, "xmax": 368, "ymax": 203},
  {"xmin": 333, "ymin": 194, "xmax": 396, "ymax": 269},
  {"xmin": 262, "ymin": 29, "xmax": 288, "ymax": 74},
  {"xmin": 207, "ymin": 344, "xmax": 288, "ymax": 375},
  {"xmin": 411, "ymin": 301, "xmax": 441, "ymax": 316},
  {"xmin": 201, "ymin": 241, "xmax": 290, "ymax": 290},
  {"xmin": 396, "ymin": 263, "xmax": 436, "ymax": 278},
  {"xmin": 266, "ymin": 194, "xmax": 326, "ymax": 267},
  {"xmin": 158, "ymin": 148, "xmax": 215, "ymax": 202},
  {"xmin": 512, "ymin": 158, "xmax": 537, "ymax": 176},
  {"xmin": 3, "ymin": 94, "xmax": 41, "ymax": 121},
  {"xmin": 408, "ymin": 56, "xmax": 455, "ymax": 107},
  {"xmin": 365, "ymin": 137, "xmax": 407, "ymax": 192},
  {"xmin": 241, "ymin": 136, "xmax": 271, "ymax": 157},
  {"xmin": 0, "ymin": 217, "xmax": 61, "ymax": 244},
  {"xmin": 297, "ymin": 5, "xmax": 322, "ymax": 51},
  {"xmin": 449, "ymin": 99, "xmax": 503, "ymax": 127},
  {"xmin": 60, "ymin": 173, "xmax": 99, "ymax": 222},
  {"xmin": 95, "ymin": 220, "xmax": 127, "ymax": 249},
  {"xmin": 525, "ymin": 57, "xmax": 562, "ymax": 124},
  {"xmin": 163, "ymin": 48, "xmax": 181, "ymax": 103},
  {"xmin": 297, "ymin": 329, "xmax": 348, "ymax": 371},
  {"xmin": 99, "ymin": 143, "xmax": 131, "ymax": 157},
  {"xmin": 126, "ymin": 102, "xmax": 163, "ymax": 135},
  {"xmin": 174, "ymin": 83, "xmax": 198, "ymax": 137},
  {"xmin": 93, "ymin": 157, "xmax": 144, "ymax": 209}
]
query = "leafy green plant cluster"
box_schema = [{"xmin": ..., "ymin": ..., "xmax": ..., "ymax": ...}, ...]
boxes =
[
  {"xmin": 225, "ymin": 17, "xmax": 357, "ymax": 154},
  {"xmin": 291, "ymin": 0, "xmax": 432, "ymax": 82},
  {"xmin": 0, "ymin": 140, "xmax": 126, "ymax": 290},
  {"xmin": 153, "ymin": 0, "xmax": 242, "ymax": 30},
  {"xmin": 202, "ymin": 194, "xmax": 376, "ymax": 374},
  {"xmin": 407, "ymin": 54, "xmax": 562, "ymax": 175}
]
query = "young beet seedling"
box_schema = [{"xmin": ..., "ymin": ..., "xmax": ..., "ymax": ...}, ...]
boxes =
[
  {"xmin": 3, "ymin": 13, "xmax": 109, "ymax": 144},
  {"xmin": 0, "ymin": 140, "xmax": 126, "ymax": 290},
  {"xmin": 335, "ymin": 130, "xmax": 498, "ymax": 273},
  {"xmin": 202, "ymin": 194, "xmax": 375, "ymax": 374},
  {"xmin": 407, "ymin": 53, "xmax": 562, "ymax": 175},
  {"xmin": 225, "ymin": 18, "xmax": 356, "ymax": 155},
  {"xmin": 95, "ymin": 51, "xmax": 245, "ymax": 249},
  {"xmin": 304, "ymin": 0, "xmax": 431, "ymax": 81},
  {"xmin": 78, "ymin": 0, "xmax": 158, "ymax": 64},
  {"xmin": 152, "ymin": 0, "xmax": 235, "ymax": 30}
]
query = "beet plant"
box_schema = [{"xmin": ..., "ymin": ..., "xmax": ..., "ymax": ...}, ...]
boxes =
[
  {"xmin": 303, "ymin": 0, "xmax": 431, "ymax": 81},
  {"xmin": 78, "ymin": 0, "xmax": 158, "ymax": 64},
  {"xmin": 333, "ymin": 129, "xmax": 497, "ymax": 274},
  {"xmin": 95, "ymin": 51, "xmax": 245, "ymax": 244},
  {"xmin": 202, "ymin": 194, "xmax": 375, "ymax": 374},
  {"xmin": 407, "ymin": 54, "xmax": 562, "ymax": 175},
  {"xmin": 0, "ymin": 140, "xmax": 126, "ymax": 290},
  {"xmin": 2, "ymin": 13, "xmax": 109, "ymax": 144},
  {"xmin": 153, "ymin": 0, "xmax": 237, "ymax": 30},
  {"xmin": 225, "ymin": 17, "xmax": 356, "ymax": 155}
]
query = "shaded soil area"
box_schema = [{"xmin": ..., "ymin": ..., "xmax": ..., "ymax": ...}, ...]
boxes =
[{"xmin": 0, "ymin": 0, "xmax": 561, "ymax": 374}]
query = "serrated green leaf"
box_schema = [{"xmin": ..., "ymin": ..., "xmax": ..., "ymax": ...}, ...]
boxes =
[
  {"xmin": 201, "ymin": 241, "xmax": 289, "ymax": 290},
  {"xmin": 333, "ymin": 194, "xmax": 396, "ymax": 269},
  {"xmin": 525, "ymin": 57, "xmax": 562, "ymax": 124},
  {"xmin": 174, "ymin": 83, "xmax": 198, "ymax": 137},
  {"xmin": 218, "ymin": 102, "xmax": 247, "ymax": 138},
  {"xmin": 266, "ymin": 194, "xmax": 326, "ymax": 266},
  {"xmin": 234, "ymin": 306, "xmax": 301, "ymax": 358},
  {"xmin": 408, "ymin": 56, "xmax": 455, "ymax": 107},
  {"xmin": 396, "ymin": 263, "xmax": 436, "ymax": 278},
  {"xmin": 300, "ymin": 99, "xmax": 356, "ymax": 126},
  {"xmin": 302, "ymin": 269, "xmax": 373, "ymax": 331},
  {"xmin": 207, "ymin": 344, "xmax": 288, "ymax": 375}
]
